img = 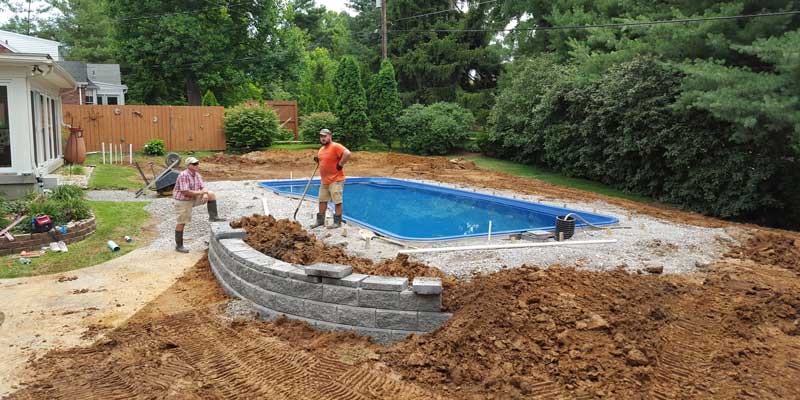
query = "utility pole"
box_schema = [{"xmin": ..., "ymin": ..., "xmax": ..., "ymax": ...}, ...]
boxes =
[{"xmin": 380, "ymin": 0, "xmax": 387, "ymax": 60}]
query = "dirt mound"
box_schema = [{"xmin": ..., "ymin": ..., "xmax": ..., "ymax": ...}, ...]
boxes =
[
  {"xmin": 231, "ymin": 215, "xmax": 452, "ymax": 288},
  {"xmin": 726, "ymin": 231, "xmax": 800, "ymax": 273},
  {"xmin": 8, "ymin": 256, "xmax": 436, "ymax": 400},
  {"xmin": 382, "ymin": 262, "xmax": 800, "ymax": 399},
  {"xmin": 201, "ymin": 152, "xmax": 264, "ymax": 165}
]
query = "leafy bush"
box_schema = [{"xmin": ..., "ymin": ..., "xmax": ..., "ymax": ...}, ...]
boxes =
[
  {"xmin": 50, "ymin": 184, "xmax": 85, "ymax": 201},
  {"xmin": 299, "ymin": 112, "xmax": 338, "ymax": 143},
  {"xmin": 397, "ymin": 102, "xmax": 475, "ymax": 155},
  {"xmin": 333, "ymin": 56, "xmax": 371, "ymax": 148},
  {"xmin": 490, "ymin": 55, "xmax": 800, "ymax": 228},
  {"xmin": 143, "ymin": 139, "xmax": 165, "ymax": 156},
  {"xmin": 276, "ymin": 127, "xmax": 296, "ymax": 141},
  {"xmin": 224, "ymin": 105, "xmax": 279, "ymax": 150}
]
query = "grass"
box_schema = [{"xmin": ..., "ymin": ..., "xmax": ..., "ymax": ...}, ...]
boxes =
[
  {"xmin": 462, "ymin": 155, "xmax": 651, "ymax": 203},
  {"xmin": 0, "ymin": 201, "xmax": 151, "ymax": 279},
  {"xmin": 86, "ymin": 151, "xmax": 217, "ymax": 191},
  {"xmin": 59, "ymin": 164, "xmax": 85, "ymax": 175}
]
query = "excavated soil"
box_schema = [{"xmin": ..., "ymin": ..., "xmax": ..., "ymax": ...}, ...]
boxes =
[{"xmin": 232, "ymin": 215, "xmax": 456, "ymax": 292}]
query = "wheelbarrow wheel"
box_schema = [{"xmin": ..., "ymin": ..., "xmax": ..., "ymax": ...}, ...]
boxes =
[{"xmin": 165, "ymin": 152, "xmax": 181, "ymax": 168}]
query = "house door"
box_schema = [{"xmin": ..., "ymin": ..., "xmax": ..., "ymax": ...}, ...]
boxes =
[{"xmin": 30, "ymin": 90, "xmax": 61, "ymax": 168}]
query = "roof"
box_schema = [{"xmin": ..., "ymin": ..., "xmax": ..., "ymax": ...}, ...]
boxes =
[
  {"xmin": 56, "ymin": 61, "xmax": 88, "ymax": 82},
  {"xmin": 0, "ymin": 53, "xmax": 77, "ymax": 89},
  {"xmin": 0, "ymin": 29, "xmax": 62, "ymax": 60},
  {"xmin": 87, "ymin": 63, "xmax": 123, "ymax": 85}
]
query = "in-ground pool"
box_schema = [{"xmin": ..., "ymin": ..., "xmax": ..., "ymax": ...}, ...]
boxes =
[{"xmin": 260, "ymin": 177, "xmax": 618, "ymax": 241}]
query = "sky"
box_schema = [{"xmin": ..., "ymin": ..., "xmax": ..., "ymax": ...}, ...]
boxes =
[{"xmin": 0, "ymin": 0, "xmax": 355, "ymax": 25}]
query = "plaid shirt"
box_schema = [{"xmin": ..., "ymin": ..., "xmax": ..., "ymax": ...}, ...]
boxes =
[{"xmin": 173, "ymin": 169, "xmax": 205, "ymax": 201}]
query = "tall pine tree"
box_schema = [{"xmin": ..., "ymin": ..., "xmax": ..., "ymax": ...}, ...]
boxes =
[
  {"xmin": 333, "ymin": 56, "xmax": 371, "ymax": 149},
  {"xmin": 367, "ymin": 59, "xmax": 401, "ymax": 149}
]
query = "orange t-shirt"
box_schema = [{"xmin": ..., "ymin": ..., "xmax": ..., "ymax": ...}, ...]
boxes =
[{"xmin": 318, "ymin": 142, "xmax": 346, "ymax": 184}]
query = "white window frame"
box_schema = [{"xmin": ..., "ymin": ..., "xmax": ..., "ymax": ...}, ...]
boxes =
[
  {"xmin": 0, "ymin": 84, "xmax": 12, "ymax": 171},
  {"xmin": 30, "ymin": 89, "xmax": 61, "ymax": 168}
]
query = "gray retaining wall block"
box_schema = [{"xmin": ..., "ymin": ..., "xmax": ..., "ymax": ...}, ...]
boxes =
[
  {"xmin": 269, "ymin": 291, "xmax": 306, "ymax": 316},
  {"xmin": 286, "ymin": 278, "xmax": 324, "ymax": 301},
  {"xmin": 305, "ymin": 263, "xmax": 353, "ymax": 279},
  {"xmin": 265, "ymin": 260, "xmax": 295, "ymax": 278},
  {"xmin": 361, "ymin": 276, "xmax": 408, "ymax": 291},
  {"xmin": 338, "ymin": 305, "xmax": 376, "ymax": 327},
  {"xmin": 376, "ymin": 310, "xmax": 418, "ymax": 331},
  {"xmin": 322, "ymin": 273, "xmax": 368, "ymax": 288},
  {"xmin": 412, "ymin": 277, "xmax": 443, "ymax": 295},
  {"xmin": 359, "ymin": 289, "xmax": 400, "ymax": 309},
  {"xmin": 286, "ymin": 265, "xmax": 322, "ymax": 283},
  {"xmin": 322, "ymin": 284, "xmax": 359, "ymax": 306},
  {"xmin": 210, "ymin": 222, "xmax": 246, "ymax": 240},
  {"xmin": 219, "ymin": 239, "xmax": 250, "ymax": 255},
  {"xmin": 303, "ymin": 300, "xmax": 339, "ymax": 323},
  {"xmin": 399, "ymin": 290, "xmax": 442, "ymax": 312},
  {"xmin": 418, "ymin": 311, "xmax": 453, "ymax": 331}
]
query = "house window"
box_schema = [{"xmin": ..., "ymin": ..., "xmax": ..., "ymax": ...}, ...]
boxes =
[
  {"xmin": 31, "ymin": 92, "xmax": 39, "ymax": 165},
  {"xmin": 106, "ymin": 96, "xmax": 118, "ymax": 105},
  {"xmin": 85, "ymin": 96, "xmax": 94, "ymax": 105},
  {"xmin": 50, "ymin": 98, "xmax": 60, "ymax": 157},
  {"xmin": 0, "ymin": 86, "xmax": 10, "ymax": 168}
]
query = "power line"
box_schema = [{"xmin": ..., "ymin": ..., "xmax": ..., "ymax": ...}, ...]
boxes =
[
  {"xmin": 390, "ymin": 0, "xmax": 498, "ymax": 23},
  {"xmin": 388, "ymin": 10, "xmax": 800, "ymax": 33}
]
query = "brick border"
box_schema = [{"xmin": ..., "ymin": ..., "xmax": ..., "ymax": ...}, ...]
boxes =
[
  {"xmin": 208, "ymin": 222, "xmax": 452, "ymax": 343},
  {"xmin": 0, "ymin": 216, "xmax": 96, "ymax": 256}
]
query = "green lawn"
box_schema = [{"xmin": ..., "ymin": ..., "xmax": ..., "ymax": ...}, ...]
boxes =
[
  {"xmin": 463, "ymin": 155, "xmax": 651, "ymax": 203},
  {"xmin": 86, "ymin": 151, "xmax": 216, "ymax": 191},
  {"xmin": 0, "ymin": 201, "xmax": 151, "ymax": 279},
  {"xmin": 267, "ymin": 143, "xmax": 318, "ymax": 150}
]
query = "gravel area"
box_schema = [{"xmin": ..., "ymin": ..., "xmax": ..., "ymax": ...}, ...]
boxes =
[
  {"xmin": 221, "ymin": 299, "xmax": 258, "ymax": 321},
  {"xmin": 143, "ymin": 179, "xmax": 739, "ymax": 277}
]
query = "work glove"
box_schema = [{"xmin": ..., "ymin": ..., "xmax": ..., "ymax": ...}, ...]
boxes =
[
  {"xmin": 313, "ymin": 156, "xmax": 319, "ymax": 163},
  {"xmin": 336, "ymin": 164, "xmax": 343, "ymax": 171}
]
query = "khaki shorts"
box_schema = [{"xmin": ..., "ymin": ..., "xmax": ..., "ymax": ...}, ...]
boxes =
[
  {"xmin": 174, "ymin": 191, "xmax": 214, "ymax": 224},
  {"xmin": 319, "ymin": 181, "xmax": 344, "ymax": 204}
]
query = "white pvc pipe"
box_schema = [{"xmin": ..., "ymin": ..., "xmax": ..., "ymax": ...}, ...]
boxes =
[
  {"xmin": 129, "ymin": 144, "xmax": 133, "ymax": 164},
  {"xmin": 109, "ymin": 143, "xmax": 113, "ymax": 164},
  {"xmin": 488, "ymin": 220, "xmax": 492, "ymax": 241},
  {"xmin": 398, "ymin": 239, "xmax": 617, "ymax": 255},
  {"xmin": 101, "ymin": 142, "xmax": 105, "ymax": 164}
]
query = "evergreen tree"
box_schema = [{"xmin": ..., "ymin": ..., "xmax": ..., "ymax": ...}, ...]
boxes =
[
  {"xmin": 367, "ymin": 60, "xmax": 402, "ymax": 149},
  {"xmin": 201, "ymin": 90, "xmax": 220, "ymax": 106},
  {"xmin": 333, "ymin": 56, "xmax": 371, "ymax": 148}
]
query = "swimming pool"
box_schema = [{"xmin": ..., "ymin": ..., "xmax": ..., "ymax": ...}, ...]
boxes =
[{"xmin": 260, "ymin": 178, "xmax": 618, "ymax": 241}]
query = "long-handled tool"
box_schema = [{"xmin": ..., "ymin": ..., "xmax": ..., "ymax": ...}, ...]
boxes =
[{"xmin": 293, "ymin": 162, "xmax": 319, "ymax": 220}]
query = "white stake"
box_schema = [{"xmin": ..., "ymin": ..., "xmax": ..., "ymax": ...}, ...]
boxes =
[
  {"xmin": 262, "ymin": 198, "xmax": 270, "ymax": 216},
  {"xmin": 101, "ymin": 142, "xmax": 106, "ymax": 164},
  {"xmin": 110, "ymin": 143, "xmax": 113, "ymax": 164},
  {"xmin": 488, "ymin": 220, "xmax": 492, "ymax": 241},
  {"xmin": 398, "ymin": 239, "xmax": 618, "ymax": 255},
  {"xmin": 129, "ymin": 144, "xmax": 133, "ymax": 164}
]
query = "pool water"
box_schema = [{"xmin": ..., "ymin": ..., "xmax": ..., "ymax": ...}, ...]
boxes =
[{"xmin": 261, "ymin": 178, "xmax": 618, "ymax": 241}]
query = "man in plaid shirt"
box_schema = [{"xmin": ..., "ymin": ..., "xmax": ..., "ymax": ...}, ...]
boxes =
[{"xmin": 173, "ymin": 156, "xmax": 224, "ymax": 253}]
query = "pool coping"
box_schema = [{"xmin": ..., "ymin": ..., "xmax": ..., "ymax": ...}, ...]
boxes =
[{"xmin": 259, "ymin": 177, "xmax": 619, "ymax": 242}]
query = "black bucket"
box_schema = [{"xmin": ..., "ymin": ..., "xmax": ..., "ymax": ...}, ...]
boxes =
[{"xmin": 555, "ymin": 215, "xmax": 576, "ymax": 241}]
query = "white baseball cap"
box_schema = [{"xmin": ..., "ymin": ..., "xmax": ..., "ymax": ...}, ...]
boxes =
[{"xmin": 186, "ymin": 156, "xmax": 199, "ymax": 164}]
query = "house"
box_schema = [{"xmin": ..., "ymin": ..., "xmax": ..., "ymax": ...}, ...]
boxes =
[
  {"xmin": 0, "ymin": 53, "xmax": 77, "ymax": 198},
  {"xmin": 0, "ymin": 29, "xmax": 127, "ymax": 106},
  {"xmin": 0, "ymin": 29, "xmax": 63, "ymax": 60},
  {"xmin": 57, "ymin": 61, "xmax": 127, "ymax": 105}
]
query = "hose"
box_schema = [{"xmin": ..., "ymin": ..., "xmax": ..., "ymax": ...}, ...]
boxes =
[{"xmin": 563, "ymin": 212, "xmax": 610, "ymax": 230}]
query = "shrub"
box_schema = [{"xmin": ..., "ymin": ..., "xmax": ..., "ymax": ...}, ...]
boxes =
[
  {"xmin": 224, "ymin": 105, "xmax": 279, "ymax": 150},
  {"xmin": 143, "ymin": 139, "xmax": 165, "ymax": 156},
  {"xmin": 299, "ymin": 112, "xmax": 338, "ymax": 143},
  {"xmin": 397, "ymin": 102, "xmax": 475, "ymax": 155},
  {"xmin": 50, "ymin": 184, "xmax": 85, "ymax": 201},
  {"xmin": 333, "ymin": 56, "xmax": 371, "ymax": 148},
  {"xmin": 276, "ymin": 127, "xmax": 296, "ymax": 141}
]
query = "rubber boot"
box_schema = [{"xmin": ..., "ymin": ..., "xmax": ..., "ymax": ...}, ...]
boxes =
[
  {"xmin": 327, "ymin": 214, "xmax": 342, "ymax": 229},
  {"xmin": 207, "ymin": 200, "xmax": 225, "ymax": 222},
  {"xmin": 175, "ymin": 230, "xmax": 190, "ymax": 253},
  {"xmin": 310, "ymin": 213, "xmax": 325, "ymax": 229}
]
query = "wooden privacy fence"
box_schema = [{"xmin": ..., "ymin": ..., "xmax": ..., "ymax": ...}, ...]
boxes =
[{"xmin": 62, "ymin": 101, "xmax": 298, "ymax": 152}]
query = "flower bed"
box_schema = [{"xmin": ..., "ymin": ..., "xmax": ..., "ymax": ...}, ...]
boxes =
[{"xmin": 0, "ymin": 215, "xmax": 96, "ymax": 256}]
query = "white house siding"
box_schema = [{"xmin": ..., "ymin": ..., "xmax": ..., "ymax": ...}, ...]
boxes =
[
  {"xmin": 0, "ymin": 29, "xmax": 62, "ymax": 60},
  {"xmin": 0, "ymin": 65, "xmax": 33, "ymax": 175}
]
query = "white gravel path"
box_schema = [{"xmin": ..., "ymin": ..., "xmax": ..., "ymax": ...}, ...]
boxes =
[{"xmin": 142, "ymin": 179, "xmax": 739, "ymax": 278}]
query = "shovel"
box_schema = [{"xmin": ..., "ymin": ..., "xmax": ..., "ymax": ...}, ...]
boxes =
[{"xmin": 293, "ymin": 162, "xmax": 319, "ymax": 220}]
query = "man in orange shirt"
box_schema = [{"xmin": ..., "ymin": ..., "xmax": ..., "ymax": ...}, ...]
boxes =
[{"xmin": 311, "ymin": 128, "xmax": 351, "ymax": 229}]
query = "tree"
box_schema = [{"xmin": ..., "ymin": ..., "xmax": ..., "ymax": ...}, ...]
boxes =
[
  {"xmin": 333, "ymin": 56, "xmax": 371, "ymax": 148},
  {"xmin": 49, "ymin": 0, "xmax": 116, "ymax": 62},
  {"xmin": 368, "ymin": 59, "xmax": 402, "ymax": 149},
  {"xmin": 297, "ymin": 47, "xmax": 338, "ymax": 114},
  {"xmin": 201, "ymin": 89, "xmax": 220, "ymax": 106}
]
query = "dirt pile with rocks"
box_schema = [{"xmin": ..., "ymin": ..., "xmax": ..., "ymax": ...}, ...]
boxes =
[
  {"xmin": 725, "ymin": 230, "xmax": 800, "ymax": 273},
  {"xmin": 231, "ymin": 215, "xmax": 456, "ymax": 290}
]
